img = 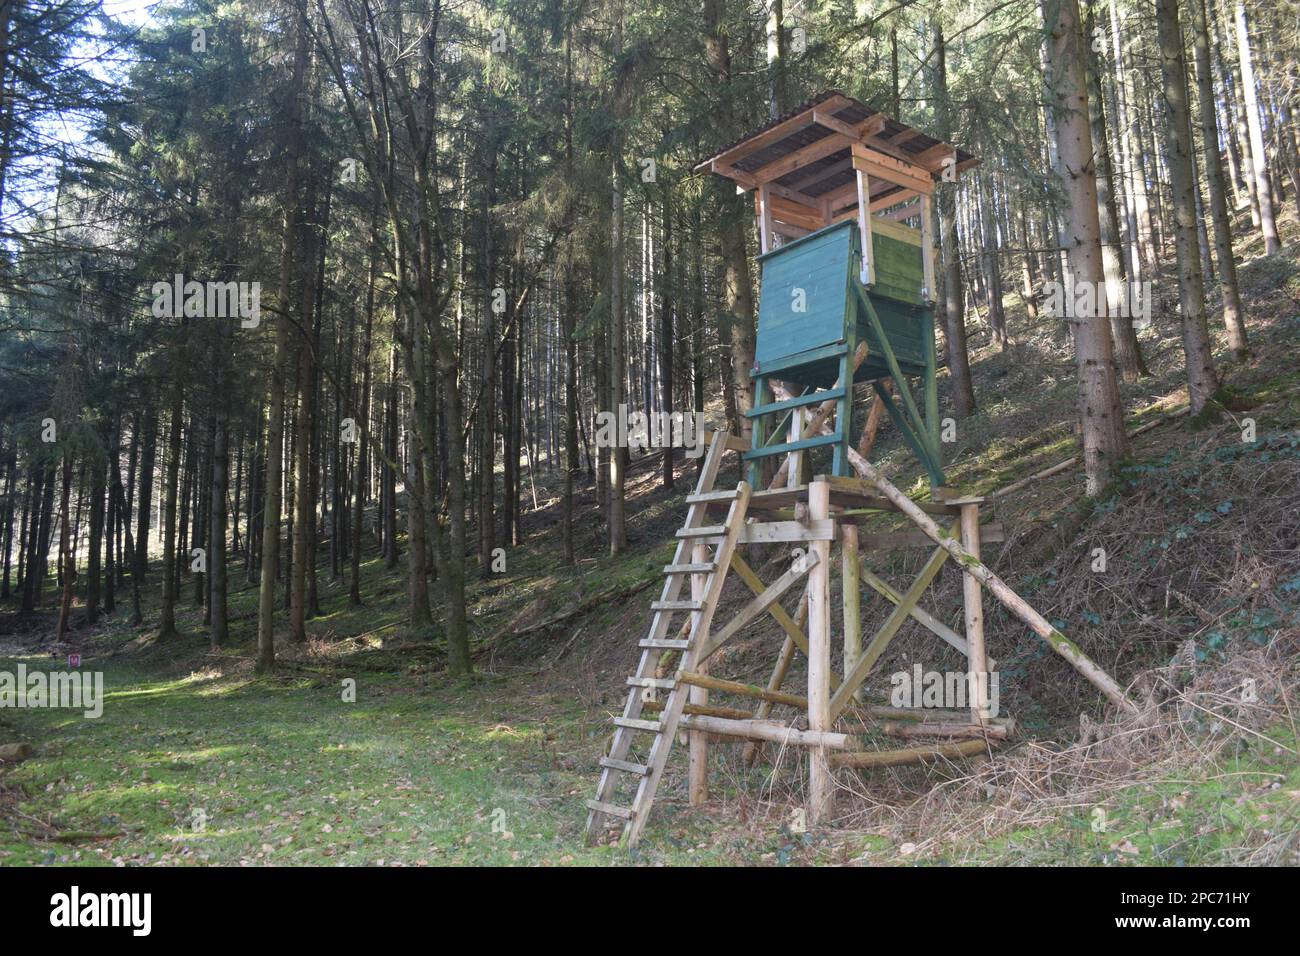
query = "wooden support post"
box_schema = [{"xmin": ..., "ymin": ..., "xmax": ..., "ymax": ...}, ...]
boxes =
[
  {"xmin": 749, "ymin": 377, "xmax": 770, "ymax": 489},
  {"xmin": 786, "ymin": 408, "xmax": 804, "ymax": 489},
  {"xmin": 688, "ymin": 538, "xmax": 709, "ymax": 805},
  {"xmin": 807, "ymin": 479, "xmax": 834, "ymax": 824},
  {"xmin": 920, "ymin": 192, "xmax": 936, "ymax": 301},
  {"xmin": 856, "ymin": 168, "xmax": 874, "ymax": 285},
  {"xmin": 959, "ymin": 503, "xmax": 990, "ymax": 720},
  {"xmin": 841, "ymin": 524, "xmax": 862, "ymax": 703},
  {"xmin": 832, "ymin": 332, "xmax": 856, "ymax": 477},
  {"xmin": 758, "ymin": 184, "xmax": 774, "ymax": 255}
]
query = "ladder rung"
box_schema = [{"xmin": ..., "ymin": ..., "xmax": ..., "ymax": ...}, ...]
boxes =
[
  {"xmin": 600, "ymin": 756, "xmax": 650, "ymax": 775},
  {"xmin": 651, "ymin": 600, "xmax": 702, "ymax": 612},
  {"xmin": 676, "ymin": 525, "xmax": 727, "ymax": 538},
  {"xmin": 686, "ymin": 489, "xmax": 739, "ymax": 504},
  {"xmin": 627, "ymin": 676, "xmax": 676, "ymax": 689},
  {"xmin": 664, "ymin": 562, "xmax": 715, "ymax": 574},
  {"xmin": 614, "ymin": 717, "xmax": 662, "ymax": 733},
  {"xmin": 742, "ymin": 432, "xmax": 843, "ymax": 461},
  {"xmin": 586, "ymin": 799, "xmax": 635, "ymax": 819},
  {"xmin": 745, "ymin": 385, "xmax": 845, "ymax": 419},
  {"xmin": 640, "ymin": 639, "xmax": 690, "ymax": 650}
]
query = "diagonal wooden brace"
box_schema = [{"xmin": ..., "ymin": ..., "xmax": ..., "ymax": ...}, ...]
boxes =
[
  {"xmin": 829, "ymin": 537, "xmax": 953, "ymax": 721},
  {"xmin": 845, "ymin": 459, "xmax": 1140, "ymax": 715},
  {"xmin": 697, "ymin": 550, "xmax": 817, "ymax": 663}
]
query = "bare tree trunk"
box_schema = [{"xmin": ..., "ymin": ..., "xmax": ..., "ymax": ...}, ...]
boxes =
[
  {"xmin": 1231, "ymin": 2, "xmax": 1280, "ymax": 253},
  {"xmin": 209, "ymin": 411, "xmax": 228, "ymax": 648},
  {"xmin": 85, "ymin": 433, "xmax": 106, "ymax": 624},
  {"xmin": 158, "ymin": 389, "xmax": 184, "ymax": 638},
  {"xmin": 349, "ymin": 216, "xmax": 378, "ymax": 607},
  {"xmin": 1042, "ymin": 0, "xmax": 1130, "ymax": 494},
  {"xmin": 705, "ymin": 0, "xmax": 757, "ymax": 442},
  {"xmin": 934, "ymin": 22, "xmax": 976, "ymax": 417},
  {"xmin": 1192, "ymin": 0, "xmax": 1249, "ymax": 357},
  {"xmin": 660, "ymin": 181, "xmax": 675, "ymax": 489},
  {"xmin": 1156, "ymin": 0, "xmax": 1221, "ymax": 413},
  {"xmin": 978, "ymin": 170, "xmax": 1007, "ymax": 350},
  {"xmin": 55, "ymin": 456, "xmax": 74, "ymax": 642},
  {"xmin": 131, "ymin": 410, "xmax": 157, "ymax": 626},
  {"xmin": 291, "ymin": 176, "xmax": 321, "ymax": 644},
  {"xmin": 607, "ymin": 6, "xmax": 629, "ymax": 558},
  {"xmin": 257, "ymin": 3, "xmax": 311, "ymax": 672},
  {"xmin": 1085, "ymin": 0, "xmax": 1146, "ymax": 381}
]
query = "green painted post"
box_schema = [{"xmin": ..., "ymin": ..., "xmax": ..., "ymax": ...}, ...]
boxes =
[
  {"xmin": 750, "ymin": 375, "xmax": 770, "ymax": 488},
  {"xmin": 922, "ymin": 303, "xmax": 940, "ymax": 487}
]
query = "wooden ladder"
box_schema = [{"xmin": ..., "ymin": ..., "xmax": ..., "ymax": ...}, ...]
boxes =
[{"xmin": 585, "ymin": 431, "xmax": 751, "ymax": 848}]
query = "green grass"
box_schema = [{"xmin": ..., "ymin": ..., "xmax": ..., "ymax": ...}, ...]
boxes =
[{"xmin": 0, "ymin": 653, "xmax": 768, "ymax": 865}]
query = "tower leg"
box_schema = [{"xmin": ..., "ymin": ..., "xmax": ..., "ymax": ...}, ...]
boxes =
[
  {"xmin": 807, "ymin": 479, "xmax": 833, "ymax": 824},
  {"xmin": 959, "ymin": 503, "xmax": 991, "ymax": 720},
  {"xmin": 748, "ymin": 376, "xmax": 770, "ymax": 489}
]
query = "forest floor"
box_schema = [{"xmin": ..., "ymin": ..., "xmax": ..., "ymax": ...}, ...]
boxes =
[{"xmin": 2, "ymin": 222, "xmax": 1300, "ymax": 866}]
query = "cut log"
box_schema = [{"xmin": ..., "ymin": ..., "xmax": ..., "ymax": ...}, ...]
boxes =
[
  {"xmin": 867, "ymin": 706, "xmax": 977, "ymax": 723},
  {"xmin": 881, "ymin": 720, "xmax": 1012, "ymax": 740},
  {"xmin": 678, "ymin": 714, "xmax": 857, "ymax": 750},
  {"xmin": 677, "ymin": 670, "xmax": 808, "ymax": 709},
  {"xmin": 642, "ymin": 698, "xmax": 753, "ymax": 720},
  {"xmin": 831, "ymin": 739, "xmax": 989, "ymax": 768}
]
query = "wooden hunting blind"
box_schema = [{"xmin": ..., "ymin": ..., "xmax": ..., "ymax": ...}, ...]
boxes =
[
  {"xmin": 586, "ymin": 93, "xmax": 1134, "ymax": 850},
  {"xmin": 704, "ymin": 90, "xmax": 976, "ymax": 488}
]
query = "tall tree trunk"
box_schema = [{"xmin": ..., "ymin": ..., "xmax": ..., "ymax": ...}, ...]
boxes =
[
  {"xmin": 478, "ymin": 130, "xmax": 498, "ymax": 578},
  {"xmin": 131, "ymin": 410, "xmax": 158, "ymax": 626},
  {"xmin": 1042, "ymin": 0, "xmax": 1130, "ymax": 494},
  {"xmin": 349, "ymin": 214, "xmax": 378, "ymax": 606},
  {"xmin": 158, "ymin": 389, "xmax": 184, "ymax": 638},
  {"xmin": 1156, "ymin": 0, "xmax": 1221, "ymax": 412},
  {"xmin": 0, "ymin": 444, "xmax": 17, "ymax": 600},
  {"xmin": 1085, "ymin": 0, "xmax": 1146, "ymax": 381},
  {"xmin": 291, "ymin": 175, "xmax": 322, "ymax": 644},
  {"xmin": 704, "ymin": 0, "xmax": 757, "ymax": 442},
  {"xmin": 209, "ymin": 410, "xmax": 229, "ymax": 648},
  {"xmin": 978, "ymin": 170, "xmax": 1008, "ymax": 350},
  {"xmin": 934, "ymin": 22, "xmax": 976, "ymax": 417},
  {"xmin": 55, "ymin": 455, "xmax": 74, "ymax": 641},
  {"xmin": 1231, "ymin": 2, "xmax": 1280, "ymax": 253},
  {"xmin": 607, "ymin": 4, "xmax": 629, "ymax": 558},
  {"xmin": 660, "ymin": 181, "xmax": 675, "ymax": 489},
  {"xmin": 765, "ymin": 0, "xmax": 785, "ymax": 119},
  {"xmin": 1191, "ymin": 0, "xmax": 1248, "ymax": 357},
  {"xmin": 85, "ymin": 435, "xmax": 106, "ymax": 624},
  {"xmin": 257, "ymin": 3, "xmax": 311, "ymax": 671}
]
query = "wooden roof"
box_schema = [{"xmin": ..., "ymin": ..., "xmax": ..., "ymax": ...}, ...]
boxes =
[{"xmin": 695, "ymin": 90, "xmax": 977, "ymax": 198}]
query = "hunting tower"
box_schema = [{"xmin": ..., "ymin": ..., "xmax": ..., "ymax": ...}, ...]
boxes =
[{"xmin": 585, "ymin": 93, "xmax": 1134, "ymax": 849}]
